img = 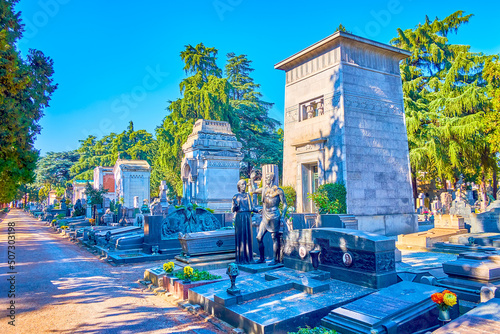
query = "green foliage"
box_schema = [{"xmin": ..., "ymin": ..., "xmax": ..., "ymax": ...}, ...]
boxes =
[
  {"xmin": 154, "ymin": 45, "xmax": 283, "ymax": 197},
  {"xmin": 390, "ymin": 11, "xmax": 496, "ymax": 192},
  {"xmin": 83, "ymin": 182, "xmax": 108, "ymax": 206},
  {"xmin": 0, "ymin": 0, "xmax": 57, "ymax": 203},
  {"xmin": 308, "ymin": 183, "xmax": 347, "ymax": 214},
  {"xmin": 281, "ymin": 186, "xmax": 297, "ymax": 210},
  {"xmin": 288, "ymin": 326, "xmax": 338, "ymax": 334},
  {"xmin": 226, "ymin": 52, "xmax": 283, "ymax": 177},
  {"xmin": 334, "ymin": 23, "xmax": 351, "ymax": 33},
  {"xmin": 174, "ymin": 268, "xmax": 222, "ymax": 282},
  {"xmin": 70, "ymin": 121, "xmax": 156, "ymax": 183},
  {"xmin": 35, "ymin": 151, "xmax": 79, "ymax": 189}
]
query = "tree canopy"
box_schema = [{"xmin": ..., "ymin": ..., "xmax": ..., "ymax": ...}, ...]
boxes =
[
  {"xmin": 391, "ymin": 10, "xmax": 499, "ymax": 206},
  {"xmin": 0, "ymin": 0, "xmax": 57, "ymax": 203}
]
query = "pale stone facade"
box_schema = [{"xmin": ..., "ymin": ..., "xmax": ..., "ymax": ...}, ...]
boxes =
[
  {"xmin": 72, "ymin": 180, "xmax": 88, "ymax": 205},
  {"xmin": 113, "ymin": 158, "xmax": 151, "ymax": 209},
  {"xmin": 181, "ymin": 119, "xmax": 243, "ymax": 212},
  {"xmin": 93, "ymin": 166, "xmax": 115, "ymax": 202},
  {"xmin": 275, "ymin": 31, "xmax": 416, "ymax": 236}
]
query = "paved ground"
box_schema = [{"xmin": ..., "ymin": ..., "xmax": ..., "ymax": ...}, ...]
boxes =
[{"xmin": 0, "ymin": 210, "xmax": 225, "ymax": 334}]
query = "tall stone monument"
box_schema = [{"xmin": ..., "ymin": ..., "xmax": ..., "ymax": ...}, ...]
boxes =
[
  {"xmin": 113, "ymin": 158, "xmax": 151, "ymax": 209},
  {"xmin": 181, "ymin": 119, "xmax": 243, "ymax": 212},
  {"xmin": 275, "ymin": 31, "xmax": 416, "ymax": 235}
]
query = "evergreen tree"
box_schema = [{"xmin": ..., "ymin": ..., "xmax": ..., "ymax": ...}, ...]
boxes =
[
  {"xmin": 154, "ymin": 43, "xmax": 233, "ymax": 196},
  {"xmin": 225, "ymin": 53, "xmax": 282, "ymax": 176},
  {"xmin": 0, "ymin": 0, "xmax": 57, "ymax": 203},
  {"xmin": 391, "ymin": 11, "xmax": 494, "ymax": 205}
]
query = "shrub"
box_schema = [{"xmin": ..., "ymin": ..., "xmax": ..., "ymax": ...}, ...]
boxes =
[
  {"xmin": 288, "ymin": 327, "xmax": 338, "ymax": 334},
  {"xmin": 281, "ymin": 186, "xmax": 297, "ymax": 210},
  {"xmin": 174, "ymin": 268, "xmax": 222, "ymax": 282},
  {"xmin": 308, "ymin": 183, "xmax": 347, "ymax": 214}
]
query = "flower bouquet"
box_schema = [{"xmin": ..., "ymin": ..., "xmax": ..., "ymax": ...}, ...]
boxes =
[
  {"xmin": 431, "ymin": 290, "xmax": 457, "ymax": 321},
  {"xmin": 163, "ymin": 262, "xmax": 175, "ymax": 276},
  {"xmin": 183, "ymin": 266, "xmax": 194, "ymax": 284}
]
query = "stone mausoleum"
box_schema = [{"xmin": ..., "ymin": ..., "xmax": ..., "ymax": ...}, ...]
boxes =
[
  {"xmin": 113, "ymin": 158, "xmax": 151, "ymax": 208},
  {"xmin": 93, "ymin": 166, "xmax": 115, "ymax": 202},
  {"xmin": 181, "ymin": 119, "xmax": 243, "ymax": 212},
  {"xmin": 275, "ymin": 31, "xmax": 416, "ymax": 235}
]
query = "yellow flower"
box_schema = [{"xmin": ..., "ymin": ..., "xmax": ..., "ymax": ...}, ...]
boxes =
[
  {"xmin": 163, "ymin": 262, "xmax": 174, "ymax": 273},
  {"xmin": 184, "ymin": 266, "xmax": 194, "ymax": 278},
  {"xmin": 443, "ymin": 292, "xmax": 457, "ymax": 307}
]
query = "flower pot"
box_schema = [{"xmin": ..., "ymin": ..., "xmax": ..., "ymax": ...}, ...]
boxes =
[{"xmin": 438, "ymin": 308, "xmax": 451, "ymax": 322}]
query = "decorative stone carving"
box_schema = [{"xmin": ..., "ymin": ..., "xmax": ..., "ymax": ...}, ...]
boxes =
[
  {"xmin": 181, "ymin": 119, "xmax": 244, "ymax": 212},
  {"xmin": 160, "ymin": 204, "xmax": 222, "ymax": 240}
]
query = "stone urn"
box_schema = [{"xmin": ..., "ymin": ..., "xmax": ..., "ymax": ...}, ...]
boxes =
[
  {"xmin": 309, "ymin": 250, "xmax": 320, "ymax": 270},
  {"xmin": 226, "ymin": 263, "xmax": 240, "ymax": 295}
]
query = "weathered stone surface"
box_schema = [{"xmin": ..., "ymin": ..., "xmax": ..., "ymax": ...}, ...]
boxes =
[
  {"xmin": 189, "ymin": 268, "xmax": 373, "ymax": 334},
  {"xmin": 181, "ymin": 119, "xmax": 244, "ymax": 213},
  {"xmin": 433, "ymin": 298, "xmax": 500, "ymax": 334},
  {"xmin": 322, "ymin": 281, "xmax": 446, "ymax": 334},
  {"xmin": 275, "ymin": 31, "xmax": 416, "ymax": 236},
  {"xmin": 113, "ymin": 158, "xmax": 151, "ymax": 209},
  {"xmin": 179, "ymin": 229, "xmax": 235, "ymax": 257},
  {"xmin": 284, "ymin": 228, "xmax": 397, "ymax": 289},
  {"xmin": 443, "ymin": 252, "xmax": 500, "ymax": 282}
]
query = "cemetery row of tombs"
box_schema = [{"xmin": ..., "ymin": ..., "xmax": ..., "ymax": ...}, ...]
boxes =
[{"xmin": 28, "ymin": 32, "xmax": 500, "ymax": 334}]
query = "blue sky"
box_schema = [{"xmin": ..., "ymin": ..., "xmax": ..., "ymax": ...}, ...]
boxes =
[{"xmin": 15, "ymin": 0, "xmax": 500, "ymax": 155}]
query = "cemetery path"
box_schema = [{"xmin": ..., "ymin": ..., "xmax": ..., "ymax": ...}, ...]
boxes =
[{"xmin": 0, "ymin": 210, "xmax": 224, "ymax": 334}]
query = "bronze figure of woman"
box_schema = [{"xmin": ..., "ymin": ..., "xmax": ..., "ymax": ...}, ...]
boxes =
[{"xmin": 232, "ymin": 179, "xmax": 257, "ymax": 264}]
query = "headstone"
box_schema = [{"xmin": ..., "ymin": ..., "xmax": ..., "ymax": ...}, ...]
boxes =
[
  {"xmin": 397, "ymin": 215, "xmax": 468, "ymax": 249},
  {"xmin": 284, "ymin": 228, "xmax": 397, "ymax": 289},
  {"xmin": 441, "ymin": 192, "xmax": 453, "ymax": 214},
  {"xmin": 440, "ymin": 252, "xmax": 500, "ymax": 302},
  {"xmin": 133, "ymin": 196, "xmax": 140, "ymax": 209},
  {"xmin": 322, "ymin": 281, "xmax": 448, "ymax": 334}
]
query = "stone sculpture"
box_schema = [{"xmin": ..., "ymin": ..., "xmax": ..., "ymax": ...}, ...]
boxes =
[
  {"xmin": 251, "ymin": 172, "xmax": 287, "ymax": 265},
  {"xmin": 150, "ymin": 198, "xmax": 162, "ymax": 216},
  {"xmin": 161, "ymin": 204, "xmax": 221, "ymax": 240},
  {"xmin": 232, "ymin": 179, "xmax": 257, "ymax": 264}
]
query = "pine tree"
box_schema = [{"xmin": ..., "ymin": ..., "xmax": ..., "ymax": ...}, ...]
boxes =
[{"xmin": 225, "ymin": 53, "xmax": 282, "ymax": 177}]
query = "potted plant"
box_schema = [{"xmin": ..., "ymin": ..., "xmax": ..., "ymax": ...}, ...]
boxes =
[
  {"xmin": 163, "ymin": 262, "xmax": 175, "ymax": 277},
  {"xmin": 431, "ymin": 289, "xmax": 457, "ymax": 322},
  {"xmin": 183, "ymin": 266, "xmax": 193, "ymax": 284}
]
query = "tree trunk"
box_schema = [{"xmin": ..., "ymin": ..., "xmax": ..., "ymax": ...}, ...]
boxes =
[
  {"xmin": 442, "ymin": 177, "xmax": 448, "ymax": 191},
  {"xmin": 494, "ymin": 167, "xmax": 498, "ymax": 200}
]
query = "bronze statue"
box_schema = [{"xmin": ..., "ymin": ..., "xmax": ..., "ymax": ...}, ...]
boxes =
[
  {"xmin": 232, "ymin": 179, "xmax": 257, "ymax": 264},
  {"xmin": 251, "ymin": 172, "xmax": 287, "ymax": 265}
]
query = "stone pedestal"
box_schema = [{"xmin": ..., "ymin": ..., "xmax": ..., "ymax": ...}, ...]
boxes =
[
  {"xmin": 143, "ymin": 215, "xmax": 164, "ymax": 254},
  {"xmin": 284, "ymin": 228, "xmax": 397, "ymax": 289},
  {"xmin": 397, "ymin": 215, "xmax": 468, "ymax": 249}
]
